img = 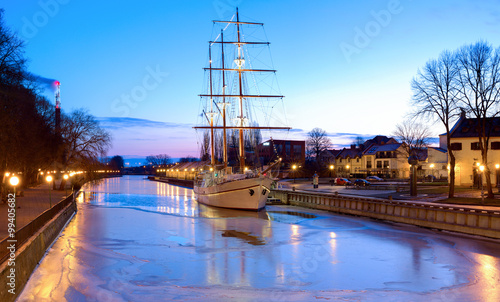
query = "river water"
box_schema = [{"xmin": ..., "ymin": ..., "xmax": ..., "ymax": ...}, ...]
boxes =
[{"xmin": 18, "ymin": 176, "xmax": 500, "ymax": 301}]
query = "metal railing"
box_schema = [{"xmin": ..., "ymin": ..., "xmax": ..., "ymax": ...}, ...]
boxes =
[{"xmin": 0, "ymin": 193, "xmax": 75, "ymax": 264}]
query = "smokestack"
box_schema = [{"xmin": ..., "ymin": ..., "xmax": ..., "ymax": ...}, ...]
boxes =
[
  {"xmin": 55, "ymin": 81, "xmax": 61, "ymax": 132},
  {"xmin": 55, "ymin": 81, "xmax": 60, "ymax": 109}
]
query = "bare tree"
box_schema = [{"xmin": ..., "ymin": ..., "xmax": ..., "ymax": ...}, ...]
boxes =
[
  {"xmin": 393, "ymin": 121, "xmax": 432, "ymax": 158},
  {"xmin": 146, "ymin": 154, "xmax": 171, "ymax": 166},
  {"xmin": 411, "ymin": 50, "xmax": 461, "ymax": 197},
  {"xmin": 0, "ymin": 9, "xmax": 27, "ymax": 86},
  {"xmin": 456, "ymin": 41, "xmax": 500, "ymax": 198},
  {"xmin": 62, "ymin": 109, "xmax": 111, "ymax": 166},
  {"xmin": 199, "ymin": 131, "xmax": 210, "ymax": 161},
  {"xmin": 306, "ymin": 128, "xmax": 332, "ymax": 161},
  {"xmin": 353, "ymin": 136, "xmax": 365, "ymax": 149}
]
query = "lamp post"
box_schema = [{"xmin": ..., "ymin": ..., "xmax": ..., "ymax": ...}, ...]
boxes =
[
  {"xmin": 292, "ymin": 165, "xmax": 297, "ymax": 183},
  {"xmin": 46, "ymin": 175, "xmax": 53, "ymax": 208},
  {"xmin": 9, "ymin": 175, "xmax": 20, "ymax": 196},
  {"xmin": 429, "ymin": 164, "xmax": 435, "ymax": 182},
  {"xmin": 479, "ymin": 165, "xmax": 485, "ymax": 204},
  {"xmin": 63, "ymin": 174, "xmax": 69, "ymax": 196},
  {"xmin": 346, "ymin": 165, "xmax": 350, "ymax": 178},
  {"xmin": 496, "ymin": 164, "xmax": 500, "ymax": 193},
  {"xmin": 329, "ymin": 165, "xmax": 334, "ymax": 186}
]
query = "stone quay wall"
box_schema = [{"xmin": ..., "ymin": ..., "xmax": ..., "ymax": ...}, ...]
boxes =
[{"xmin": 271, "ymin": 189, "xmax": 500, "ymax": 239}]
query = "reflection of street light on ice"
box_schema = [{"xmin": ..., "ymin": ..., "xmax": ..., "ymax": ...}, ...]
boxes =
[
  {"xmin": 46, "ymin": 175, "xmax": 53, "ymax": 208},
  {"xmin": 479, "ymin": 165, "xmax": 485, "ymax": 204}
]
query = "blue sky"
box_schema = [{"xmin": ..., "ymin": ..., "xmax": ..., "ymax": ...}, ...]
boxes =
[{"xmin": 3, "ymin": 0, "xmax": 500, "ymax": 160}]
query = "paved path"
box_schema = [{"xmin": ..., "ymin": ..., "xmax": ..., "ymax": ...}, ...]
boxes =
[{"xmin": 0, "ymin": 182, "xmax": 69, "ymax": 240}]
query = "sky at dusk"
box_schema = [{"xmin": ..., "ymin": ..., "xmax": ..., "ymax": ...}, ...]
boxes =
[{"xmin": 3, "ymin": 0, "xmax": 500, "ymax": 162}]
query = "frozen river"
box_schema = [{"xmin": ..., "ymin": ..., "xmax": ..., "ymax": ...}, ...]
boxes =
[{"xmin": 18, "ymin": 176, "xmax": 500, "ymax": 301}]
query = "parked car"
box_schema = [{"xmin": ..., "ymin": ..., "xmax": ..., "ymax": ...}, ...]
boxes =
[
  {"xmin": 366, "ymin": 176, "xmax": 384, "ymax": 182},
  {"xmin": 336, "ymin": 178, "xmax": 352, "ymax": 186},
  {"xmin": 354, "ymin": 179, "xmax": 371, "ymax": 187}
]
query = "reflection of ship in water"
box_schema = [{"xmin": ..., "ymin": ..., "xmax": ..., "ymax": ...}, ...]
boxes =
[{"xmin": 198, "ymin": 203, "xmax": 272, "ymax": 245}]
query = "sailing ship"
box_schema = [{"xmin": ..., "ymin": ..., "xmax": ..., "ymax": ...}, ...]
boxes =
[{"xmin": 194, "ymin": 8, "xmax": 289, "ymax": 210}]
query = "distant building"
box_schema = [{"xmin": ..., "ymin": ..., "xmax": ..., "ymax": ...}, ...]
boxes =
[
  {"xmin": 361, "ymin": 142, "xmax": 409, "ymax": 178},
  {"xmin": 318, "ymin": 149, "xmax": 342, "ymax": 165},
  {"xmin": 440, "ymin": 113, "xmax": 500, "ymax": 186},
  {"xmin": 336, "ymin": 145, "xmax": 364, "ymax": 177},
  {"xmin": 258, "ymin": 139, "xmax": 305, "ymax": 167}
]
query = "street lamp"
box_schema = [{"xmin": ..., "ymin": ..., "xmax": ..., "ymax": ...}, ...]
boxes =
[
  {"xmin": 430, "ymin": 164, "xmax": 435, "ymax": 182},
  {"xmin": 9, "ymin": 175, "xmax": 20, "ymax": 195},
  {"xmin": 63, "ymin": 174, "xmax": 69, "ymax": 196},
  {"xmin": 346, "ymin": 165, "xmax": 350, "ymax": 178},
  {"xmin": 292, "ymin": 165, "xmax": 297, "ymax": 183},
  {"xmin": 46, "ymin": 175, "xmax": 53, "ymax": 208},
  {"xmin": 329, "ymin": 165, "xmax": 334, "ymax": 186},
  {"xmin": 479, "ymin": 165, "xmax": 485, "ymax": 204}
]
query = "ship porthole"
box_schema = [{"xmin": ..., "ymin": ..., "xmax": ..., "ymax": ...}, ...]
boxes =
[
  {"xmin": 249, "ymin": 189, "xmax": 255, "ymax": 196},
  {"xmin": 262, "ymin": 189, "xmax": 267, "ymax": 195}
]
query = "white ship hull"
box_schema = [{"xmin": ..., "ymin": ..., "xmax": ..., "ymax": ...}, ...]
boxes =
[{"xmin": 194, "ymin": 177, "xmax": 272, "ymax": 210}]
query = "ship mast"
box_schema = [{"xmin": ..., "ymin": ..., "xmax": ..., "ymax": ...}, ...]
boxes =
[
  {"xmin": 195, "ymin": 8, "xmax": 290, "ymax": 172},
  {"xmin": 221, "ymin": 31, "xmax": 228, "ymax": 168},
  {"xmin": 209, "ymin": 45, "xmax": 215, "ymax": 166},
  {"xmin": 236, "ymin": 8, "xmax": 246, "ymax": 172}
]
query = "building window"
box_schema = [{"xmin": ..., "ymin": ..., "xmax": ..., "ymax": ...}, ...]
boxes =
[
  {"xmin": 450, "ymin": 143, "xmax": 462, "ymax": 150},
  {"xmin": 492, "ymin": 142, "xmax": 500, "ymax": 150},
  {"xmin": 471, "ymin": 142, "xmax": 480, "ymax": 150},
  {"xmin": 293, "ymin": 145, "xmax": 302, "ymax": 156},
  {"xmin": 383, "ymin": 160, "xmax": 389, "ymax": 168},
  {"xmin": 367, "ymin": 160, "xmax": 372, "ymax": 169},
  {"xmin": 356, "ymin": 158, "xmax": 359, "ymax": 163},
  {"xmin": 285, "ymin": 142, "xmax": 291, "ymax": 156},
  {"xmin": 376, "ymin": 161, "xmax": 382, "ymax": 168}
]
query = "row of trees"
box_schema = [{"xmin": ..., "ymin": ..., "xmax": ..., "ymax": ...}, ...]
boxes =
[
  {"xmin": 411, "ymin": 41, "xmax": 500, "ymax": 198},
  {"xmin": 0, "ymin": 10, "xmax": 111, "ymax": 193}
]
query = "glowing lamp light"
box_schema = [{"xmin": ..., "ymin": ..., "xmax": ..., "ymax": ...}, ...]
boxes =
[
  {"xmin": 430, "ymin": 164, "xmax": 435, "ymax": 168},
  {"xmin": 5, "ymin": 172, "xmax": 10, "ymax": 177},
  {"xmin": 63, "ymin": 174, "xmax": 69, "ymax": 180},
  {"xmin": 9, "ymin": 176, "xmax": 20, "ymax": 187},
  {"xmin": 46, "ymin": 175, "xmax": 53, "ymax": 182},
  {"xmin": 292, "ymin": 165, "xmax": 297, "ymax": 170},
  {"xmin": 329, "ymin": 165, "xmax": 334, "ymax": 170},
  {"xmin": 496, "ymin": 164, "xmax": 500, "ymax": 169},
  {"xmin": 479, "ymin": 165, "xmax": 485, "ymax": 172}
]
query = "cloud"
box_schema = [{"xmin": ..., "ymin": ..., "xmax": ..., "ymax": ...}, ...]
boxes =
[{"xmin": 97, "ymin": 117, "xmax": 193, "ymax": 130}]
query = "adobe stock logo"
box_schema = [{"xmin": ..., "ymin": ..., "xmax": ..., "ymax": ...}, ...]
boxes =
[
  {"xmin": 21, "ymin": 0, "xmax": 70, "ymax": 40},
  {"xmin": 340, "ymin": 0, "xmax": 404, "ymax": 63},
  {"xmin": 110, "ymin": 65, "xmax": 168, "ymax": 117}
]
